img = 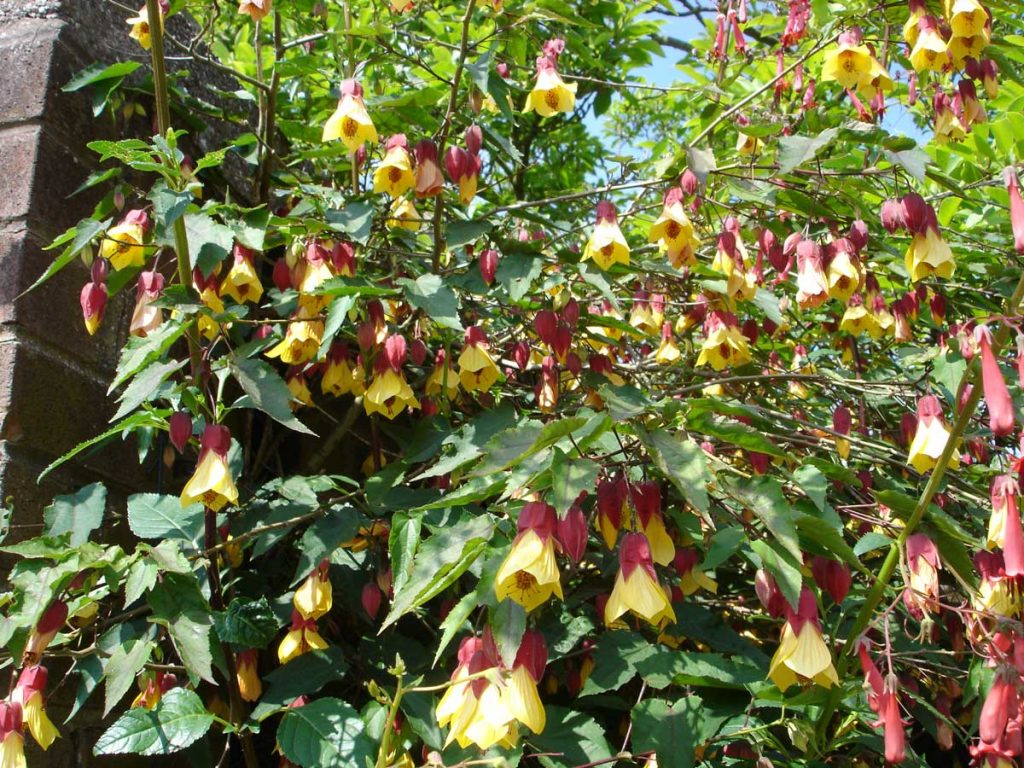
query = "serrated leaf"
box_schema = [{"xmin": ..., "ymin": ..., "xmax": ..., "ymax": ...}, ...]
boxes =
[
  {"xmin": 252, "ymin": 647, "xmax": 349, "ymax": 721},
  {"xmin": 103, "ymin": 640, "xmax": 153, "ymax": 716},
  {"xmin": 686, "ymin": 145, "xmax": 717, "ymax": 183},
  {"xmin": 399, "ymin": 274, "xmax": 463, "ymax": 331},
  {"xmin": 325, "ymin": 202, "xmax": 374, "ymax": 245},
  {"xmin": 111, "ymin": 320, "xmax": 187, "ymax": 390},
  {"xmin": 63, "ymin": 61, "xmax": 142, "ymax": 92},
  {"xmin": 750, "ymin": 539, "xmax": 802, "ymax": 611},
  {"xmin": 532, "ymin": 707, "xmax": 613, "ymax": 768},
  {"xmin": 726, "ymin": 477, "xmax": 801, "ymax": 561},
  {"xmin": 127, "ymin": 493, "xmax": 204, "ymax": 543},
  {"xmin": 22, "ymin": 217, "xmax": 110, "ymax": 296},
  {"xmin": 551, "ymin": 454, "xmax": 600, "ymax": 514},
  {"xmin": 213, "ymin": 597, "xmax": 280, "ymax": 650},
  {"xmin": 631, "ymin": 696, "xmax": 728, "ymax": 768},
  {"xmin": 276, "ymin": 697, "xmax": 375, "ymax": 768},
  {"xmin": 777, "ymin": 128, "xmax": 838, "ymax": 175},
  {"xmin": 230, "ymin": 356, "xmax": 316, "ymax": 435},
  {"xmin": 113, "ymin": 358, "xmax": 186, "ymax": 420},
  {"xmin": 184, "ymin": 212, "xmax": 234, "ymax": 276},
  {"xmin": 292, "ymin": 504, "xmax": 360, "ymax": 585},
  {"xmin": 490, "ymin": 600, "xmax": 526, "ymax": 668},
  {"xmin": 148, "ymin": 574, "xmax": 214, "ymax": 684},
  {"xmin": 149, "ymin": 182, "xmax": 191, "ymax": 229},
  {"xmin": 124, "ymin": 557, "xmax": 158, "ymax": 607},
  {"xmin": 640, "ymin": 428, "xmax": 709, "ymax": 513},
  {"xmin": 382, "ymin": 516, "xmax": 494, "ymax": 628},
  {"xmin": 94, "ymin": 688, "xmax": 213, "ymax": 756},
  {"xmin": 44, "ymin": 482, "xmax": 106, "ymax": 545},
  {"xmin": 38, "ymin": 410, "xmax": 167, "ymax": 482}
]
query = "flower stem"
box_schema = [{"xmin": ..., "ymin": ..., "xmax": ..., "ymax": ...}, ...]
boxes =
[{"xmin": 144, "ymin": 0, "xmax": 202, "ymax": 384}]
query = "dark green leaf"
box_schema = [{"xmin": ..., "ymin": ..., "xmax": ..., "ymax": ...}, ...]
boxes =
[
  {"xmin": 213, "ymin": 597, "xmax": 280, "ymax": 650},
  {"xmin": 63, "ymin": 61, "xmax": 141, "ymax": 91},
  {"xmin": 640, "ymin": 428, "xmax": 709, "ymax": 513},
  {"xmin": 253, "ymin": 647, "xmax": 349, "ymax": 721},
  {"xmin": 726, "ymin": 477, "xmax": 801, "ymax": 561},
  {"xmin": 531, "ymin": 707, "xmax": 613, "ymax": 768},
  {"xmin": 230, "ymin": 356, "xmax": 316, "ymax": 435},
  {"xmin": 398, "ymin": 274, "xmax": 463, "ymax": 331},
  {"xmin": 103, "ymin": 640, "xmax": 153, "ymax": 716},
  {"xmin": 43, "ymin": 482, "xmax": 106, "ymax": 545},
  {"xmin": 276, "ymin": 697, "xmax": 375, "ymax": 768},
  {"xmin": 631, "ymin": 696, "xmax": 728, "ymax": 768},
  {"xmin": 325, "ymin": 202, "xmax": 374, "ymax": 245},
  {"xmin": 127, "ymin": 493, "xmax": 204, "ymax": 543},
  {"xmin": 94, "ymin": 688, "xmax": 214, "ymax": 756},
  {"xmin": 184, "ymin": 212, "xmax": 234, "ymax": 277},
  {"xmin": 777, "ymin": 128, "xmax": 838, "ymax": 175}
]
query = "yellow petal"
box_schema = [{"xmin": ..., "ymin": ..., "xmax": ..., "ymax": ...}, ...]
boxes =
[{"xmin": 505, "ymin": 667, "xmax": 546, "ymax": 734}]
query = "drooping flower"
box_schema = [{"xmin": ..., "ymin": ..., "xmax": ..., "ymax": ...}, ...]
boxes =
[
  {"xmin": 631, "ymin": 482, "xmax": 675, "ymax": 566},
  {"xmin": 294, "ymin": 559, "xmax": 333, "ymax": 620},
  {"xmin": 365, "ymin": 334, "xmax": 419, "ymax": 419},
  {"xmin": 582, "ymin": 200, "xmax": 630, "ymax": 271},
  {"xmin": 673, "ymin": 549, "xmax": 717, "ymax": 596},
  {"xmin": 696, "ymin": 310, "xmax": 751, "ymax": 370},
  {"xmin": 909, "ymin": 16, "xmax": 950, "ymax": 73},
  {"xmin": 649, "ymin": 188, "xmax": 700, "ymax": 269},
  {"xmin": 373, "ymin": 135, "xmax": 415, "ymax": 197},
  {"xmin": 810, "ymin": 556, "xmax": 852, "ymax": 604},
  {"xmin": 322, "ymin": 80, "xmax": 378, "ymax": 152},
  {"xmin": 819, "ymin": 27, "xmax": 877, "ymax": 91},
  {"xmin": 555, "ymin": 504, "xmax": 588, "ymax": 564},
  {"xmin": 523, "ymin": 40, "xmax": 577, "ymax": 117},
  {"xmin": 903, "ymin": 0, "xmax": 927, "ymax": 46},
  {"xmin": 904, "ymin": 533, "xmax": 941, "ymax": 617},
  {"xmin": 948, "ymin": 0, "xmax": 989, "ymax": 38},
  {"xmin": 180, "ymin": 424, "xmax": 239, "ymax": 511},
  {"xmin": 840, "ymin": 294, "xmax": 884, "ymax": 339},
  {"xmin": 933, "ymin": 92, "xmax": 967, "ymax": 145},
  {"xmin": 414, "ymin": 139, "xmax": 445, "ymax": 198},
  {"xmin": 1007, "ymin": 167, "xmax": 1024, "ymax": 255},
  {"xmin": 444, "ymin": 126, "xmax": 483, "ymax": 205},
  {"xmin": 906, "ymin": 395, "xmax": 960, "ymax": 473},
  {"xmin": 495, "ymin": 501, "xmax": 563, "ymax": 611},
  {"xmin": 0, "ymin": 701, "xmax": 26, "ymax": 768},
  {"xmin": 238, "ymin": 0, "xmax": 272, "ymax": 22},
  {"xmin": 435, "ymin": 633, "xmax": 516, "ymax": 750},
  {"xmin": 604, "ymin": 533, "xmax": 676, "ymax": 628},
  {"xmin": 387, "ymin": 197, "xmax": 421, "ymax": 231},
  {"xmin": 13, "ymin": 666, "xmax": 57, "ymax": 750},
  {"xmin": 655, "ymin": 322, "xmax": 682, "ymax": 364},
  {"xmin": 505, "ymin": 631, "xmax": 547, "ymax": 736},
  {"xmin": 221, "ymin": 244, "xmax": 264, "ymax": 305},
  {"xmin": 903, "ymin": 207, "xmax": 955, "ymax": 283},
  {"xmin": 535, "ymin": 355, "xmax": 559, "ymax": 413},
  {"xmin": 236, "ymin": 650, "xmax": 262, "ymax": 702},
  {"xmin": 197, "ymin": 283, "xmax": 226, "ymax": 341},
  {"xmin": 322, "ymin": 344, "xmax": 365, "ymax": 397},
  {"xmin": 768, "ymin": 587, "xmax": 838, "ymax": 691},
  {"xmin": 23, "ymin": 601, "xmax": 68, "ymax": 663},
  {"xmin": 278, "ymin": 609, "xmax": 328, "ymax": 664},
  {"xmin": 426, "ymin": 348, "xmax": 460, "ymax": 401},
  {"xmin": 131, "ymin": 670, "xmax": 177, "ymax": 709},
  {"xmin": 266, "ymin": 311, "xmax": 325, "ymax": 366},
  {"xmin": 129, "ymin": 270, "xmax": 165, "ymax": 337},
  {"xmin": 101, "ymin": 210, "xmax": 150, "ymax": 270},
  {"xmin": 126, "ymin": 3, "xmax": 164, "ymax": 50},
  {"xmin": 80, "ymin": 279, "xmax": 108, "ymax": 337},
  {"xmin": 795, "ymin": 239, "xmax": 829, "ymax": 309},
  {"xmin": 825, "ymin": 238, "xmax": 863, "ymax": 303},
  {"xmin": 458, "ymin": 326, "xmax": 502, "ymax": 392},
  {"xmin": 976, "ymin": 326, "xmax": 1015, "ymax": 437}
]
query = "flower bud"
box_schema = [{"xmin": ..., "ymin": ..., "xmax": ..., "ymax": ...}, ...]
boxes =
[
  {"xmin": 169, "ymin": 411, "xmax": 192, "ymax": 453},
  {"xmin": 555, "ymin": 504, "xmax": 588, "ymax": 563}
]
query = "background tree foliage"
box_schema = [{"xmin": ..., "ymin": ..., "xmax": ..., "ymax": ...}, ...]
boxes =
[{"xmin": 3, "ymin": 0, "xmax": 1024, "ymax": 766}]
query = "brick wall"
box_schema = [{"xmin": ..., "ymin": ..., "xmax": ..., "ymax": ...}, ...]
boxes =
[{"xmin": 0, "ymin": 3, "xmax": 246, "ymax": 762}]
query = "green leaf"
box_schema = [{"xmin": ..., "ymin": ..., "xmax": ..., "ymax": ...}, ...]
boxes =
[
  {"xmin": 318, "ymin": 294, "xmax": 357, "ymax": 357},
  {"xmin": 640, "ymin": 428, "xmax": 710, "ymax": 513},
  {"xmin": 113, "ymin": 358, "xmax": 186, "ymax": 420},
  {"xmin": 704, "ymin": 526, "xmax": 745, "ymax": 570},
  {"xmin": 750, "ymin": 539, "xmax": 802, "ymax": 611},
  {"xmin": 777, "ymin": 127, "xmax": 839, "ymax": 175},
  {"xmin": 490, "ymin": 600, "xmax": 527, "ymax": 668},
  {"xmin": 43, "ymin": 482, "xmax": 106, "ymax": 545},
  {"xmin": 796, "ymin": 514, "xmax": 860, "ymax": 569},
  {"xmin": 793, "ymin": 464, "xmax": 828, "ymax": 512},
  {"xmin": 635, "ymin": 648, "xmax": 765, "ymax": 689},
  {"xmin": 230, "ymin": 356, "xmax": 316, "ymax": 435},
  {"xmin": 446, "ymin": 219, "xmax": 491, "ymax": 249},
  {"xmin": 253, "ymin": 647, "xmax": 348, "ymax": 721},
  {"xmin": 124, "ymin": 557, "xmax": 158, "ymax": 607},
  {"xmin": 22, "ymin": 217, "xmax": 110, "ymax": 296},
  {"xmin": 382, "ymin": 516, "xmax": 494, "ymax": 628},
  {"xmin": 531, "ymin": 707, "xmax": 613, "ymax": 768},
  {"xmin": 325, "ymin": 202, "xmax": 374, "ymax": 245},
  {"xmin": 398, "ymin": 274, "xmax": 463, "ymax": 331},
  {"xmin": 184, "ymin": 212, "xmax": 234, "ymax": 277},
  {"xmin": 103, "ymin": 640, "xmax": 153, "ymax": 716},
  {"xmin": 63, "ymin": 61, "xmax": 142, "ymax": 92},
  {"xmin": 631, "ymin": 697, "xmax": 728, "ymax": 768},
  {"xmin": 885, "ymin": 147, "xmax": 929, "ymax": 183},
  {"xmin": 276, "ymin": 697, "xmax": 375, "ymax": 768},
  {"xmin": 127, "ymin": 493, "xmax": 204, "ymax": 543},
  {"xmin": 551, "ymin": 453, "xmax": 600, "ymax": 514},
  {"xmin": 389, "ymin": 511, "xmax": 422, "ymax": 599},
  {"xmin": 292, "ymin": 504, "xmax": 360, "ymax": 584},
  {"xmin": 468, "ymin": 52, "xmax": 514, "ymax": 122},
  {"xmin": 213, "ymin": 597, "xmax": 280, "ymax": 650},
  {"xmin": 94, "ymin": 688, "xmax": 214, "ymax": 756},
  {"xmin": 149, "ymin": 182, "xmax": 192, "ymax": 229},
  {"xmin": 38, "ymin": 410, "xmax": 167, "ymax": 482},
  {"xmin": 148, "ymin": 574, "xmax": 215, "ymax": 684},
  {"xmin": 726, "ymin": 477, "xmax": 801, "ymax": 561},
  {"xmin": 855, "ymin": 531, "xmax": 894, "ymax": 557},
  {"xmin": 228, "ymin": 207, "xmax": 270, "ymax": 250},
  {"xmin": 579, "ymin": 632, "xmax": 654, "ymax": 696},
  {"xmin": 685, "ymin": 145, "xmax": 717, "ymax": 184}
]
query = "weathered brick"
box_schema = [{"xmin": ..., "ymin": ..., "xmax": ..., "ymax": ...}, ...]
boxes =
[
  {"xmin": 0, "ymin": 125, "xmax": 39, "ymax": 222},
  {"xmin": 0, "ymin": 18, "xmax": 61, "ymax": 126}
]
